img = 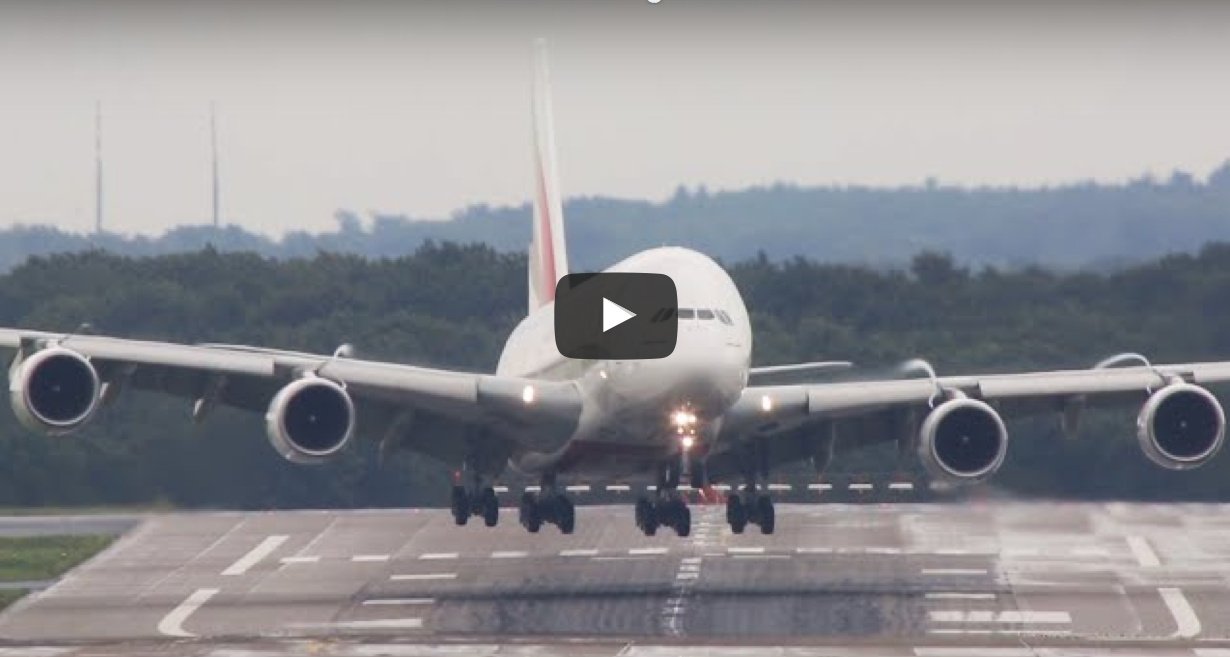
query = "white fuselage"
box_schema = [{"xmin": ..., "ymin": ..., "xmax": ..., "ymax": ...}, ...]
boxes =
[{"xmin": 496, "ymin": 247, "xmax": 752, "ymax": 476}]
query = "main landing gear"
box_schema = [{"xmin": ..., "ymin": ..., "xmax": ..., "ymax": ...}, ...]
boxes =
[
  {"xmin": 635, "ymin": 462, "xmax": 692, "ymax": 537},
  {"xmin": 518, "ymin": 475, "xmax": 576, "ymax": 534},
  {"xmin": 725, "ymin": 484, "xmax": 775, "ymax": 535},
  {"xmin": 450, "ymin": 484, "xmax": 500, "ymax": 528}
]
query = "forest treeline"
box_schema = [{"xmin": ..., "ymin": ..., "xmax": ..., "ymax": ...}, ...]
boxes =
[
  {"xmin": 3, "ymin": 161, "xmax": 1230, "ymax": 273},
  {"xmin": 2, "ymin": 242, "xmax": 1230, "ymax": 509}
]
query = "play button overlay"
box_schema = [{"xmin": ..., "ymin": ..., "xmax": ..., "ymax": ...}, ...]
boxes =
[
  {"xmin": 602, "ymin": 298, "xmax": 636, "ymax": 332},
  {"xmin": 555, "ymin": 272, "xmax": 677, "ymax": 360}
]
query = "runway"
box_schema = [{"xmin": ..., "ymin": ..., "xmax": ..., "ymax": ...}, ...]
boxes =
[{"xmin": 4, "ymin": 502, "xmax": 1230, "ymax": 656}]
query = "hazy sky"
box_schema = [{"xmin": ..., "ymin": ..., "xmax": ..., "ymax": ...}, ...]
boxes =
[{"xmin": 0, "ymin": 0, "xmax": 1228, "ymax": 235}]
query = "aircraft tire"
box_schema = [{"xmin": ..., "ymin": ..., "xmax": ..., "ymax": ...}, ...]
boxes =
[
  {"xmin": 726, "ymin": 494, "xmax": 747, "ymax": 534},
  {"xmin": 757, "ymin": 494, "xmax": 775, "ymax": 535},
  {"xmin": 451, "ymin": 486, "xmax": 469, "ymax": 526},
  {"xmin": 557, "ymin": 496, "xmax": 576, "ymax": 534},
  {"xmin": 481, "ymin": 487, "xmax": 499, "ymax": 527},
  {"xmin": 519, "ymin": 492, "xmax": 541, "ymax": 533}
]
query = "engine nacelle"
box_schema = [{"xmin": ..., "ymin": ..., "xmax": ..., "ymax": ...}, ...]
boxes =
[
  {"xmin": 918, "ymin": 397, "xmax": 1009, "ymax": 484},
  {"xmin": 264, "ymin": 375, "xmax": 355, "ymax": 464},
  {"xmin": 1137, "ymin": 382, "xmax": 1225, "ymax": 470},
  {"xmin": 8, "ymin": 347, "xmax": 101, "ymax": 435}
]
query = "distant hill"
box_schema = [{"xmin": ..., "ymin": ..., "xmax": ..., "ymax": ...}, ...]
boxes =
[{"xmin": 3, "ymin": 160, "xmax": 1230, "ymax": 271}]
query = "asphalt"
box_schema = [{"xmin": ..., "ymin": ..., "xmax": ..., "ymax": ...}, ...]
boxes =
[{"xmin": 3, "ymin": 501, "xmax": 1230, "ymax": 657}]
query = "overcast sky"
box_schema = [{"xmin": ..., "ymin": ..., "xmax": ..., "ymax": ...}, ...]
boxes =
[{"xmin": 0, "ymin": 0, "xmax": 1227, "ymax": 235}]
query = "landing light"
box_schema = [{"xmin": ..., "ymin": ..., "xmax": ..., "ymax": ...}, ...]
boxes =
[
  {"xmin": 761, "ymin": 395, "xmax": 774, "ymax": 412},
  {"xmin": 521, "ymin": 385, "xmax": 536, "ymax": 404},
  {"xmin": 671, "ymin": 410, "xmax": 697, "ymax": 426},
  {"xmin": 681, "ymin": 435, "xmax": 695, "ymax": 450}
]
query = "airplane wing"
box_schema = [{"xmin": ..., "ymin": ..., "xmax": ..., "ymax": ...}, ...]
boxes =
[
  {"xmin": 712, "ymin": 358, "xmax": 1230, "ymax": 483},
  {"xmin": 746, "ymin": 361, "xmax": 853, "ymax": 385},
  {"xmin": 0, "ymin": 328, "xmax": 582, "ymax": 468}
]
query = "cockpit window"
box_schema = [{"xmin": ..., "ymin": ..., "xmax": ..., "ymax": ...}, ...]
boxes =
[
  {"xmin": 677, "ymin": 308, "xmax": 696, "ymax": 319},
  {"xmin": 697, "ymin": 309, "xmax": 715, "ymax": 320},
  {"xmin": 715, "ymin": 310, "xmax": 733, "ymax": 325},
  {"xmin": 652, "ymin": 307, "xmax": 676, "ymax": 322}
]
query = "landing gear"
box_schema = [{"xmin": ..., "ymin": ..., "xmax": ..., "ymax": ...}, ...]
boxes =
[
  {"xmin": 725, "ymin": 485, "xmax": 775, "ymax": 535},
  {"xmin": 451, "ymin": 484, "xmax": 501, "ymax": 527},
  {"xmin": 634, "ymin": 461, "xmax": 692, "ymax": 538},
  {"xmin": 518, "ymin": 476, "xmax": 576, "ymax": 534},
  {"xmin": 634, "ymin": 493, "xmax": 691, "ymax": 537}
]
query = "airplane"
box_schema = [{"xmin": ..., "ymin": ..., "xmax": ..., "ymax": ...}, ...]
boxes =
[{"xmin": 2, "ymin": 41, "xmax": 1228, "ymax": 538}]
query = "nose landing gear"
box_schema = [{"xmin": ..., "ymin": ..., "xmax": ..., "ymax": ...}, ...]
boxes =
[{"xmin": 634, "ymin": 461, "xmax": 692, "ymax": 537}]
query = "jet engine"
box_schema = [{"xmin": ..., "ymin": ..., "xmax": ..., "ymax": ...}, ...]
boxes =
[
  {"xmin": 1137, "ymin": 382, "xmax": 1225, "ymax": 470},
  {"xmin": 9, "ymin": 347, "xmax": 101, "ymax": 434},
  {"xmin": 918, "ymin": 397, "xmax": 1009, "ymax": 484},
  {"xmin": 264, "ymin": 375, "xmax": 355, "ymax": 464}
]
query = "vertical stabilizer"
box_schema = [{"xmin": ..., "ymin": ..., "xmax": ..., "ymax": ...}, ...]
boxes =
[{"xmin": 528, "ymin": 39, "xmax": 569, "ymax": 313}]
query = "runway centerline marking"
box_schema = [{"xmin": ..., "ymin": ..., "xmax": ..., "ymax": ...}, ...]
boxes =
[
  {"xmin": 1159, "ymin": 586, "xmax": 1201, "ymax": 638},
  {"xmin": 391, "ymin": 573, "xmax": 456, "ymax": 581},
  {"xmin": 352, "ymin": 554, "xmax": 390, "ymax": 562},
  {"xmin": 280, "ymin": 556, "xmax": 319, "ymax": 565},
  {"xmin": 921, "ymin": 568, "xmax": 988, "ymax": 576},
  {"xmin": 1127, "ymin": 536, "xmax": 1161, "ymax": 567},
  {"xmin": 629, "ymin": 547, "xmax": 669, "ymax": 555},
  {"xmin": 221, "ymin": 535, "xmax": 288, "ymax": 576},
  {"xmin": 419, "ymin": 552, "xmax": 458, "ymax": 560},
  {"xmin": 156, "ymin": 587, "xmax": 218, "ymax": 638},
  {"xmin": 925, "ymin": 592, "xmax": 997, "ymax": 600},
  {"xmin": 726, "ymin": 546, "xmax": 764, "ymax": 554},
  {"xmin": 491, "ymin": 551, "xmax": 528, "ymax": 559},
  {"xmin": 560, "ymin": 549, "xmax": 599, "ymax": 557}
]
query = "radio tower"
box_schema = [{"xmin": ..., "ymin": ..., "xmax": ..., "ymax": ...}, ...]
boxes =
[
  {"xmin": 94, "ymin": 101, "xmax": 103, "ymax": 234},
  {"xmin": 210, "ymin": 102, "xmax": 220, "ymax": 228}
]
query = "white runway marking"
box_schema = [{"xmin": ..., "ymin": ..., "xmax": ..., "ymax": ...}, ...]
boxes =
[
  {"xmin": 865, "ymin": 547, "xmax": 903, "ymax": 555},
  {"xmin": 929, "ymin": 610, "xmax": 1071, "ymax": 624},
  {"xmin": 922, "ymin": 568, "xmax": 988, "ymax": 576},
  {"xmin": 925, "ymin": 592, "xmax": 997, "ymax": 600},
  {"xmin": 926, "ymin": 628, "xmax": 1071, "ymax": 636},
  {"xmin": 565, "ymin": 484, "xmax": 591, "ymax": 493},
  {"xmin": 362, "ymin": 598, "xmax": 434, "ymax": 606},
  {"xmin": 491, "ymin": 551, "xmax": 528, "ymax": 559},
  {"xmin": 331, "ymin": 618, "xmax": 423, "ymax": 630},
  {"xmin": 1128, "ymin": 535, "xmax": 1162, "ymax": 567},
  {"xmin": 1159, "ymin": 586, "xmax": 1201, "ymax": 638},
  {"xmin": 222, "ymin": 535, "xmax": 288, "ymax": 575},
  {"xmin": 390, "ymin": 573, "xmax": 456, "ymax": 581},
  {"xmin": 889, "ymin": 482, "xmax": 915, "ymax": 491},
  {"xmin": 629, "ymin": 547, "xmax": 669, "ymax": 555},
  {"xmin": 279, "ymin": 556, "xmax": 319, "ymax": 564},
  {"xmin": 914, "ymin": 648, "xmax": 1035, "ymax": 656},
  {"xmin": 419, "ymin": 552, "xmax": 458, "ymax": 560},
  {"xmin": 351, "ymin": 554, "xmax": 390, "ymax": 562},
  {"xmin": 157, "ymin": 587, "xmax": 218, "ymax": 637},
  {"xmin": 795, "ymin": 546, "xmax": 833, "ymax": 554},
  {"xmin": 727, "ymin": 546, "xmax": 764, "ymax": 554},
  {"xmin": 848, "ymin": 483, "xmax": 874, "ymax": 491},
  {"xmin": 934, "ymin": 548, "xmax": 970, "ymax": 555},
  {"xmin": 605, "ymin": 485, "xmax": 631, "ymax": 492},
  {"xmin": 807, "ymin": 483, "xmax": 833, "ymax": 491},
  {"xmin": 914, "ymin": 647, "xmax": 1035, "ymax": 656},
  {"xmin": 559, "ymin": 548, "xmax": 599, "ymax": 557}
]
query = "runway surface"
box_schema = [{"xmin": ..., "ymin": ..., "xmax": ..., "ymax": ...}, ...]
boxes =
[{"xmin": 4, "ymin": 502, "xmax": 1230, "ymax": 656}]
